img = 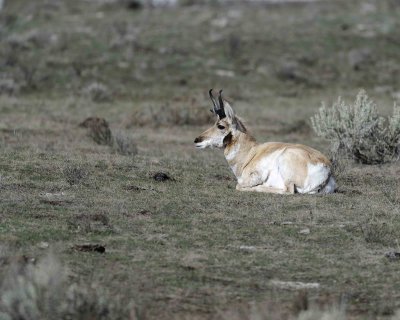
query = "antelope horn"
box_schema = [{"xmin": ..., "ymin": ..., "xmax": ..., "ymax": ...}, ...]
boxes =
[
  {"xmin": 218, "ymin": 90, "xmax": 224, "ymax": 110},
  {"xmin": 209, "ymin": 89, "xmax": 226, "ymax": 119},
  {"xmin": 217, "ymin": 90, "xmax": 226, "ymax": 119},
  {"xmin": 209, "ymin": 89, "xmax": 218, "ymax": 113}
]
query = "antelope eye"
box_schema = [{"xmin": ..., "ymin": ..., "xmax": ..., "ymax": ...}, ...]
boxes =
[{"xmin": 217, "ymin": 125, "xmax": 225, "ymax": 130}]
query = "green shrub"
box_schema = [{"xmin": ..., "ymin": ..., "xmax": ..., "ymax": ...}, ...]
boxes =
[{"xmin": 311, "ymin": 90, "xmax": 400, "ymax": 164}]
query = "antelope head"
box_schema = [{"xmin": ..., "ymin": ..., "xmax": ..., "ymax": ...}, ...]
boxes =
[{"xmin": 194, "ymin": 89, "xmax": 246, "ymax": 149}]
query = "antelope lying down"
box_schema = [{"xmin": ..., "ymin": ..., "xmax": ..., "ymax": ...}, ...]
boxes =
[{"xmin": 194, "ymin": 90, "xmax": 336, "ymax": 194}]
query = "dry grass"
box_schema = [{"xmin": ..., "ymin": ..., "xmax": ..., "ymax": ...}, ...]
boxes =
[
  {"xmin": 0, "ymin": 0, "xmax": 400, "ymax": 319},
  {"xmin": 63, "ymin": 163, "xmax": 89, "ymax": 186},
  {"xmin": 128, "ymin": 102, "xmax": 213, "ymax": 127}
]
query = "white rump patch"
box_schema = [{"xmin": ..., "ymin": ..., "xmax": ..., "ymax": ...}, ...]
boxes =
[
  {"xmin": 320, "ymin": 176, "xmax": 336, "ymax": 194},
  {"xmin": 298, "ymin": 163, "xmax": 331, "ymax": 194}
]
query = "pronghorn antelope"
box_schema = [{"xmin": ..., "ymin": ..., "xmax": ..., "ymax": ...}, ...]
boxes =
[{"xmin": 194, "ymin": 90, "xmax": 336, "ymax": 194}]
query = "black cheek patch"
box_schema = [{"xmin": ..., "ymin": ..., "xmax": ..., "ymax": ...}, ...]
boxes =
[{"xmin": 223, "ymin": 132, "xmax": 233, "ymax": 147}]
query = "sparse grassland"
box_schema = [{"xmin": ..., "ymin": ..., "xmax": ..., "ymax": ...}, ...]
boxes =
[{"xmin": 1, "ymin": 0, "xmax": 400, "ymax": 319}]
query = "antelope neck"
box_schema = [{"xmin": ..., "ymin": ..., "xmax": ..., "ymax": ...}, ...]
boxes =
[{"xmin": 223, "ymin": 131, "xmax": 256, "ymax": 177}]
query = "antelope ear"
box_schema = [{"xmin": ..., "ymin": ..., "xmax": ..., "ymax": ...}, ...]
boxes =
[
  {"xmin": 234, "ymin": 117, "xmax": 247, "ymax": 133},
  {"xmin": 223, "ymin": 101, "xmax": 246, "ymax": 133},
  {"xmin": 222, "ymin": 100, "xmax": 235, "ymax": 121}
]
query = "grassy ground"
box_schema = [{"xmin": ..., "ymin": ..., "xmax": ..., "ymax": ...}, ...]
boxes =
[{"xmin": 1, "ymin": 0, "xmax": 400, "ymax": 319}]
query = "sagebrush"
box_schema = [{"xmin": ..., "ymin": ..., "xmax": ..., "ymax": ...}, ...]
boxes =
[{"xmin": 311, "ymin": 90, "xmax": 400, "ymax": 164}]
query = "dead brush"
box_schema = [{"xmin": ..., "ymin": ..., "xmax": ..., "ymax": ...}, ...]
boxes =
[
  {"xmin": 311, "ymin": 90, "xmax": 400, "ymax": 165},
  {"xmin": 80, "ymin": 117, "xmax": 113, "ymax": 146},
  {"xmin": 128, "ymin": 98, "xmax": 213, "ymax": 127},
  {"xmin": 80, "ymin": 118, "xmax": 138, "ymax": 156}
]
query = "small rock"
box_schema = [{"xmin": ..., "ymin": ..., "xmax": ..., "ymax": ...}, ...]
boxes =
[
  {"xmin": 270, "ymin": 280, "xmax": 320, "ymax": 290},
  {"xmin": 239, "ymin": 245, "xmax": 257, "ymax": 251},
  {"xmin": 385, "ymin": 251, "xmax": 400, "ymax": 261},
  {"xmin": 153, "ymin": 172, "xmax": 172, "ymax": 182},
  {"xmin": 215, "ymin": 69, "xmax": 235, "ymax": 78},
  {"xmin": 340, "ymin": 23, "xmax": 350, "ymax": 31},
  {"xmin": 41, "ymin": 192, "xmax": 66, "ymax": 198},
  {"xmin": 73, "ymin": 244, "xmax": 106, "ymax": 253},
  {"xmin": 126, "ymin": 0, "xmax": 143, "ymax": 10},
  {"xmin": 178, "ymin": 78, "xmax": 187, "ymax": 86},
  {"xmin": 38, "ymin": 241, "xmax": 49, "ymax": 249},
  {"xmin": 299, "ymin": 228, "xmax": 310, "ymax": 235},
  {"xmin": 211, "ymin": 17, "xmax": 228, "ymax": 28}
]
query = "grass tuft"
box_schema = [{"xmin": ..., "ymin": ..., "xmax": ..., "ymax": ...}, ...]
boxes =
[
  {"xmin": 63, "ymin": 164, "xmax": 89, "ymax": 186},
  {"xmin": 83, "ymin": 83, "xmax": 112, "ymax": 103},
  {"xmin": 112, "ymin": 130, "xmax": 138, "ymax": 156}
]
